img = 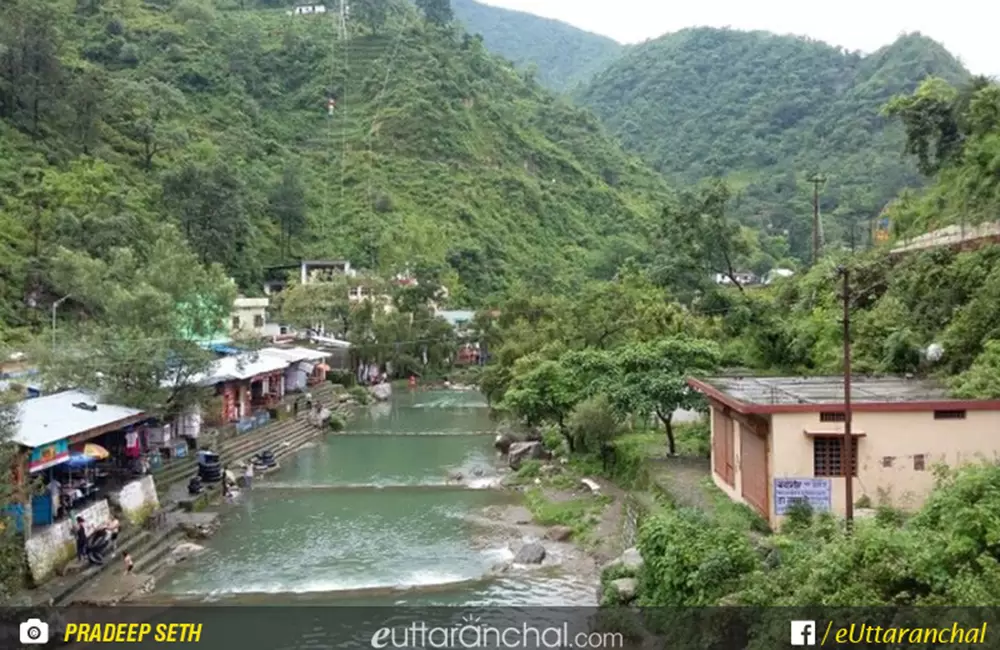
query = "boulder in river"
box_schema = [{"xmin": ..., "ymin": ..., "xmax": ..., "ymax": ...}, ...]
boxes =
[
  {"xmin": 448, "ymin": 471, "xmax": 464, "ymax": 482},
  {"xmin": 369, "ymin": 383, "xmax": 392, "ymax": 402},
  {"xmin": 508, "ymin": 441, "xmax": 546, "ymax": 470},
  {"xmin": 545, "ymin": 525, "xmax": 573, "ymax": 541},
  {"xmin": 169, "ymin": 542, "xmax": 205, "ymax": 563},
  {"xmin": 494, "ymin": 433, "xmax": 515, "ymax": 454},
  {"xmin": 513, "ymin": 542, "xmax": 546, "ymax": 564}
]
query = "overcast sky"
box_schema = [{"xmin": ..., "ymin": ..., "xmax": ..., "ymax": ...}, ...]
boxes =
[{"xmin": 478, "ymin": 0, "xmax": 999, "ymax": 78}]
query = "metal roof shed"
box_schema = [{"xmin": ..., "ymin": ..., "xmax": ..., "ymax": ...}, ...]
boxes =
[{"xmin": 13, "ymin": 389, "xmax": 146, "ymax": 450}]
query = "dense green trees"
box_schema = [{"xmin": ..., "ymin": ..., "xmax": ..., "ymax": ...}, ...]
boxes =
[
  {"xmin": 576, "ymin": 28, "xmax": 971, "ymax": 261},
  {"xmin": 0, "ymin": 0, "xmax": 671, "ymax": 339},
  {"xmin": 450, "ymin": 0, "xmax": 622, "ymax": 92}
]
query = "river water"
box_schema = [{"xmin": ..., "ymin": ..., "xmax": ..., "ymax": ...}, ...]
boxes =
[{"xmin": 152, "ymin": 389, "xmax": 597, "ymax": 607}]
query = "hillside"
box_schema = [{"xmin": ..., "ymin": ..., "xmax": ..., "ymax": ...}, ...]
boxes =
[
  {"xmin": 451, "ymin": 0, "xmax": 623, "ymax": 92},
  {"xmin": 0, "ymin": 0, "xmax": 670, "ymax": 330},
  {"xmin": 575, "ymin": 28, "xmax": 970, "ymax": 261}
]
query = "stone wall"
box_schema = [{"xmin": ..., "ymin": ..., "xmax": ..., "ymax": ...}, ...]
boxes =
[
  {"xmin": 25, "ymin": 499, "xmax": 111, "ymax": 585},
  {"xmin": 108, "ymin": 476, "xmax": 159, "ymax": 526}
]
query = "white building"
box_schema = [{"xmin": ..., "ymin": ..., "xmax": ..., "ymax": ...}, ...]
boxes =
[
  {"xmin": 230, "ymin": 297, "xmax": 269, "ymax": 336},
  {"xmin": 287, "ymin": 4, "xmax": 327, "ymax": 15}
]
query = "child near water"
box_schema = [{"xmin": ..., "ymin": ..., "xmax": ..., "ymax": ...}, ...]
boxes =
[{"xmin": 123, "ymin": 552, "xmax": 134, "ymax": 574}]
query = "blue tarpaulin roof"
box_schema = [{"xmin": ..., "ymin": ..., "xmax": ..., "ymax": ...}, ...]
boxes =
[{"xmin": 208, "ymin": 343, "xmax": 241, "ymax": 355}]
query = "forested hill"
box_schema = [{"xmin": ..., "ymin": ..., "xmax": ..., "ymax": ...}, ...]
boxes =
[
  {"xmin": 575, "ymin": 28, "xmax": 970, "ymax": 261},
  {"xmin": 451, "ymin": 0, "xmax": 623, "ymax": 92},
  {"xmin": 0, "ymin": 0, "xmax": 670, "ymax": 327}
]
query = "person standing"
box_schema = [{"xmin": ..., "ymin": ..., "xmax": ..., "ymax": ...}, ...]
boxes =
[
  {"xmin": 243, "ymin": 463, "xmax": 254, "ymax": 490},
  {"xmin": 74, "ymin": 516, "xmax": 87, "ymax": 562},
  {"xmin": 123, "ymin": 552, "xmax": 134, "ymax": 574}
]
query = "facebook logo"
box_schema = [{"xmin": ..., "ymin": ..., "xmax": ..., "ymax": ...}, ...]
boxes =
[{"xmin": 790, "ymin": 621, "xmax": 816, "ymax": 646}]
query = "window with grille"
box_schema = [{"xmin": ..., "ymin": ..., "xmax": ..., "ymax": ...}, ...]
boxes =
[
  {"xmin": 253, "ymin": 315, "xmax": 265, "ymax": 328},
  {"xmin": 231, "ymin": 316, "xmax": 240, "ymax": 330},
  {"xmin": 813, "ymin": 436, "xmax": 858, "ymax": 477},
  {"xmin": 819, "ymin": 412, "xmax": 846, "ymax": 422},
  {"xmin": 933, "ymin": 410, "xmax": 966, "ymax": 420}
]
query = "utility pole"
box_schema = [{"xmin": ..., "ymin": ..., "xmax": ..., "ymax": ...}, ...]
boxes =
[
  {"xmin": 809, "ymin": 174, "xmax": 825, "ymax": 265},
  {"xmin": 838, "ymin": 266, "xmax": 854, "ymax": 532},
  {"xmin": 51, "ymin": 295, "xmax": 71, "ymax": 353}
]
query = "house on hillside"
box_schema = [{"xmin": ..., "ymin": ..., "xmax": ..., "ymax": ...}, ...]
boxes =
[
  {"xmin": 287, "ymin": 4, "xmax": 327, "ymax": 15},
  {"xmin": 688, "ymin": 375, "xmax": 1000, "ymax": 527},
  {"xmin": 263, "ymin": 260, "xmax": 356, "ymax": 295},
  {"xmin": 712, "ymin": 271, "xmax": 759, "ymax": 286},
  {"xmin": 230, "ymin": 297, "xmax": 270, "ymax": 337}
]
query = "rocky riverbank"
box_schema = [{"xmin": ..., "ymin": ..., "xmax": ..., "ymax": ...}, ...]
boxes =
[{"xmin": 459, "ymin": 429, "xmax": 641, "ymax": 602}]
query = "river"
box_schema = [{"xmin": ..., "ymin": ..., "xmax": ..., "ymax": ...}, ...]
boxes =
[{"xmin": 151, "ymin": 389, "xmax": 597, "ymax": 607}]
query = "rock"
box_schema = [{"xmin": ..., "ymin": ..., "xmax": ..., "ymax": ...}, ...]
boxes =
[
  {"xmin": 369, "ymin": 383, "xmax": 392, "ymax": 402},
  {"xmin": 338, "ymin": 394, "xmax": 351, "ymax": 403},
  {"xmin": 620, "ymin": 547, "xmax": 643, "ymax": 571},
  {"xmin": 545, "ymin": 526, "xmax": 573, "ymax": 541},
  {"xmin": 169, "ymin": 542, "xmax": 205, "ymax": 563},
  {"xmin": 513, "ymin": 542, "xmax": 546, "ymax": 564},
  {"xmin": 449, "ymin": 471, "xmax": 464, "ymax": 482},
  {"xmin": 472, "ymin": 467, "xmax": 484, "ymax": 477},
  {"xmin": 580, "ymin": 478, "xmax": 601, "ymax": 494},
  {"xmin": 559, "ymin": 457, "xmax": 569, "ymax": 465},
  {"xmin": 609, "ymin": 578, "xmax": 638, "ymax": 603},
  {"xmin": 494, "ymin": 433, "xmax": 515, "ymax": 454},
  {"xmin": 540, "ymin": 464, "xmax": 560, "ymax": 475},
  {"xmin": 508, "ymin": 441, "xmax": 545, "ymax": 470}
]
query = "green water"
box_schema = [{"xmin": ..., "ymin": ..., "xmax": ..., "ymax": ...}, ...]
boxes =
[{"xmin": 154, "ymin": 389, "xmax": 596, "ymax": 606}]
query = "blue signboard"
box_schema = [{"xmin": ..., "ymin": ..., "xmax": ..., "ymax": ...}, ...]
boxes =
[
  {"xmin": 774, "ymin": 477, "xmax": 832, "ymax": 515},
  {"xmin": 29, "ymin": 439, "xmax": 70, "ymax": 472}
]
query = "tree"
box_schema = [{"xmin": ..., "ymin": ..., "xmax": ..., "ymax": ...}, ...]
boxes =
[
  {"xmin": 415, "ymin": 0, "xmax": 452, "ymax": 26},
  {"xmin": 0, "ymin": 395, "xmax": 27, "ymax": 600},
  {"xmin": 38, "ymin": 224, "xmax": 236, "ymax": 418},
  {"xmin": 655, "ymin": 179, "xmax": 752, "ymax": 300},
  {"xmin": 268, "ymin": 166, "xmax": 307, "ymax": 260},
  {"xmin": 883, "ymin": 78, "xmax": 964, "ymax": 177},
  {"xmin": 107, "ymin": 77, "xmax": 187, "ymax": 170},
  {"xmin": 277, "ymin": 279, "xmax": 352, "ymax": 337},
  {"xmin": 502, "ymin": 356, "xmax": 582, "ymax": 451},
  {"xmin": 596, "ymin": 338, "xmax": 720, "ymax": 455},
  {"xmin": 351, "ymin": 0, "xmax": 389, "ymax": 33},
  {"xmin": 161, "ymin": 161, "xmax": 253, "ymax": 281}
]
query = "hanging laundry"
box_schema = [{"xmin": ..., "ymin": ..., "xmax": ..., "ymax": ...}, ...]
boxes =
[{"xmin": 124, "ymin": 430, "xmax": 141, "ymax": 458}]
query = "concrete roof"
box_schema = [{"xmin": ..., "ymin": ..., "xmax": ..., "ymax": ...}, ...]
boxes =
[
  {"xmin": 258, "ymin": 347, "xmax": 330, "ymax": 364},
  {"xmin": 190, "ymin": 353, "xmax": 291, "ymax": 386},
  {"xmin": 689, "ymin": 375, "xmax": 1000, "ymax": 414},
  {"xmin": 13, "ymin": 390, "xmax": 144, "ymax": 449}
]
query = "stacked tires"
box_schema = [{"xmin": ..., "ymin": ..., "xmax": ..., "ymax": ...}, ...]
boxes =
[
  {"xmin": 257, "ymin": 450, "xmax": 277, "ymax": 469},
  {"xmin": 198, "ymin": 450, "xmax": 223, "ymax": 483}
]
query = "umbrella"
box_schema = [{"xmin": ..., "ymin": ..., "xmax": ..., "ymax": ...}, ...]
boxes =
[
  {"xmin": 66, "ymin": 453, "xmax": 96, "ymax": 468},
  {"xmin": 81, "ymin": 443, "xmax": 110, "ymax": 460}
]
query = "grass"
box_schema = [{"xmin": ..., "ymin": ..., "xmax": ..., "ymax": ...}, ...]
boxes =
[{"xmin": 523, "ymin": 487, "xmax": 612, "ymax": 544}]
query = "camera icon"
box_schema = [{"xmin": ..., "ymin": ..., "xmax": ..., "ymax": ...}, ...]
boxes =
[{"xmin": 20, "ymin": 618, "xmax": 49, "ymax": 645}]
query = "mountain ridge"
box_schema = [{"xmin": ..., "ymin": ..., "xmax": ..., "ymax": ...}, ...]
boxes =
[{"xmin": 574, "ymin": 27, "xmax": 971, "ymax": 260}]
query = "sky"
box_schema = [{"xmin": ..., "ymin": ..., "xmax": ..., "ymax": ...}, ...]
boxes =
[{"xmin": 479, "ymin": 0, "xmax": 999, "ymax": 78}]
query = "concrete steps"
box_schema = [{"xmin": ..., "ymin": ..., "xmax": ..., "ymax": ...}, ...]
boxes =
[
  {"xmin": 132, "ymin": 528, "xmax": 187, "ymax": 576},
  {"xmin": 53, "ymin": 523, "xmax": 174, "ymax": 605}
]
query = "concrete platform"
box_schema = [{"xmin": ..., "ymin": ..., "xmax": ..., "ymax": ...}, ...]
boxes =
[{"xmin": 68, "ymin": 568, "xmax": 155, "ymax": 605}]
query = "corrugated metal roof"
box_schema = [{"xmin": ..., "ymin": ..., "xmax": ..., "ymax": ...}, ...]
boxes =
[
  {"xmin": 190, "ymin": 353, "xmax": 291, "ymax": 385},
  {"xmin": 13, "ymin": 390, "xmax": 144, "ymax": 449},
  {"xmin": 259, "ymin": 347, "xmax": 330, "ymax": 363}
]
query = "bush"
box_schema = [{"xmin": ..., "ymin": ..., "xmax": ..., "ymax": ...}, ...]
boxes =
[
  {"xmin": 326, "ymin": 369, "xmax": 354, "ymax": 387},
  {"xmin": 674, "ymin": 419, "xmax": 710, "ymax": 457},
  {"xmin": 347, "ymin": 385, "xmax": 371, "ymax": 405},
  {"xmin": 567, "ymin": 395, "xmax": 623, "ymax": 454},
  {"xmin": 327, "ymin": 413, "xmax": 346, "ymax": 431}
]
